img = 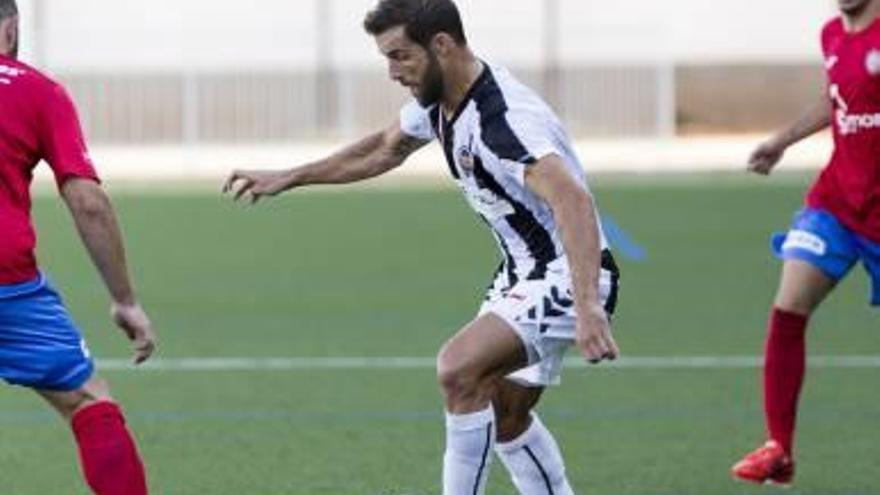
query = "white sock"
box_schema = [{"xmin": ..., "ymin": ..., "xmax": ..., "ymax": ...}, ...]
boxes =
[
  {"xmin": 495, "ymin": 413, "xmax": 575, "ymax": 495},
  {"xmin": 443, "ymin": 406, "xmax": 495, "ymax": 495}
]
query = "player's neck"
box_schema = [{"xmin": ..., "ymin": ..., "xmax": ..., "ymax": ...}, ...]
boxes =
[
  {"xmin": 842, "ymin": 2, "xmax": 880, "ymax": 32},
  {"xmin": 440, "ymin": 54, "xmax": 483, "ymax": 117},
  {"xmin": 0, "ymin": 17, "xmax": 18, "ymax": 59}
]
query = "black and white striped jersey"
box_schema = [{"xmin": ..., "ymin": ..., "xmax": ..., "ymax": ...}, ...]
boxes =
[{"xmin": 400, "ymin": 63, "xmax": 608, "ymax": 282}]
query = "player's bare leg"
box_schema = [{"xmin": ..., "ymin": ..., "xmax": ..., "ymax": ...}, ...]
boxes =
[
  {"xmin": 494, "ymin": 381, "xmax": 576, "ymax": 495},
  {"xmin": 733, "ymin": 259, "xmax": 836, "ymax": 485},
  {"xmin": 39, "ymin": 377, "xmax": 148, "ymax": 495},
  {"xmin": 39, "ymin": 376, "xmax": 112, "ymax": 420},
  {"xmin": 774, "ymin": 259, "xmax": 836, "ymax": 315},
  {"xmin": 493, "ymin": 379, "xmax": 543, "ymax": 442},
  {"xmin": 436, "ymin": 313, "xmax": 528, "ymax": 495}
]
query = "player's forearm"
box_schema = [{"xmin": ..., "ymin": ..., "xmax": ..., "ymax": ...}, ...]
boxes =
[
  {"xmin": 553, "ymin": 189, "xmax": 603, "ymax": 312},
  {"xmin": 61, "ymin": 180, "xmax": 137, "ymax": 305},
  {"xmin": 288, "ymin": 131, "xmax": 400, "ymax": 187},
  {"xmin": 772, "ymin": 99, "xmax": 832, "ymax": 149}
]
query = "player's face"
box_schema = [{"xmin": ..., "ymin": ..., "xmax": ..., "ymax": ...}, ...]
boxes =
[
  {"xmin": 839, "ymin": 0, "xmax": 873, "ymax": 16},
  {"xmin": 376, "ymin": 26, "xmax": 445, "ymax": 106}
]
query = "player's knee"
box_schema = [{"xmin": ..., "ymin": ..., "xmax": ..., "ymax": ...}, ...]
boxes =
[
  {"xmin": 43, "ymin": 377, "xmax": 114, "ymax": 420},
  {"xmin": 437, "ymin": 362, "xmax": 478, "ymax": 400},
  {"xmin": 81, "ymin": 377, "xmax": 112, "ymax": 403},
  {"xmin": 773, "ymin": 291, "xmax": 818, "ymax": 316},
  {"xmin": 436, "ymin": 351, "xmax": 481, "ymax": 402}
]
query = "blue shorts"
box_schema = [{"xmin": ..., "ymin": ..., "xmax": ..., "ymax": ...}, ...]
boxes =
[
  {"xmin": 772, "ymin": 208, "xmax": 880, "ymax": 306},
  {"xmin": 0, "ymin": 273, "xmax": 94, "ymax": 391}
]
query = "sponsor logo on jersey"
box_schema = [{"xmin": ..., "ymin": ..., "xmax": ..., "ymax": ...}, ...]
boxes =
[
  {"xmin": 459, "ymin": 178, "xmax": 515, "ymax": 220},
  {"xmin": 825, "ymin": 55, "xmax": 839, "ymax": 70},
  {"xmin": 781, "ymin": 230, "xmax": 827, "ymax": 256},
  {"xmin": 866, "ymin": 49, "xmax": 880, "ymax": 76},
  {"xmin": 830, "ymin": 83, "xmax": 880, "ymax": 135}
]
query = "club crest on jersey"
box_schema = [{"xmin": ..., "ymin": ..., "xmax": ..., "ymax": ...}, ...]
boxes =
[
  {"xmin": 866, "ymin": 49, "xmax": 880, "ymax": 76},
  {"xmin": 457, "ymin": 145, "xmax": 475, "ymax": 173}
]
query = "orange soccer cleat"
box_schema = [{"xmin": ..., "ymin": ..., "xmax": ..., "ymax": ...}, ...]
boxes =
[{"xmin": 731, "ymin": 440, "xmax": 795, "ymax": 486}]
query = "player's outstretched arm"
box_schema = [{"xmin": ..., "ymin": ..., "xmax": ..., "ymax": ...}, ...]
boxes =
[
  {"xmin": 525, "ymin": 156, "xmax": 619, "ymax": 364},
  {"xmin": 748, "ymin": 94, "xmax": 831, "ymax": 175},
  {"xmin": 223, "ymin": 119, "xmax": 428, "ymax": 204},
  {"xmin": 60, "ymin": 178, "xmax": 157, "ymax": 364}
]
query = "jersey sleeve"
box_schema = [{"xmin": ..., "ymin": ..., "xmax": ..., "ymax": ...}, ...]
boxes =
[
  {"xmin": 39, "ymin": 84, "xmax": 100, "ymax": 187},
  {"xmin": 399, "ymin": 100, "xmax": 435, "ymax": 141},
  {"xmin": 505, "ymin": 107, "xmax": 564, "ymax": 164},
  {"xmin": 479, "ymin": 103, "xmax": 565, "ymax": 186}
]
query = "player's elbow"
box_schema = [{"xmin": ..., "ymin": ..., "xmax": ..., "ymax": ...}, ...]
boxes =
[{"xmin": 61, "ymin": 178, "xmax": 111, "ymax": 220}]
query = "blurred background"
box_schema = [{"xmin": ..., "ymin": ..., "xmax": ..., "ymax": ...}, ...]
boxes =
[{"xmin": 14, "ymin": 0, "xmax": 836, "ymax": 174}]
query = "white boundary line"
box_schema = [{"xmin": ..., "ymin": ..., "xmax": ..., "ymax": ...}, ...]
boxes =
[{"xmin": 95, "ymin": 355, "xmax": 880, "ymax": 371}]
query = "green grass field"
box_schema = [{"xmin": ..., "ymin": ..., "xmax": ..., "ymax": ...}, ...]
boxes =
[{"xmin": 2, "ymin": 174, "xmax": 877, "ymax": 494}]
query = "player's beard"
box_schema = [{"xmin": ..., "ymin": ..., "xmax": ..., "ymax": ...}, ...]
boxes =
[
  {"xmin": 839, "ymin": 0, "xmax": 873, "ymax": 17},
  {"xmin": 416, "ymin": 52, "xmax": 445, "ymax": 107}
]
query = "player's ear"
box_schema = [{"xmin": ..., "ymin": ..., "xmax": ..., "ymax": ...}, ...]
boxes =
[{"xmin": 429, "ymin": 32, "xmax": 455, "ymax": 58}]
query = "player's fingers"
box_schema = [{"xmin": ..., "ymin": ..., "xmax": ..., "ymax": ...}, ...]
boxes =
[
  {"xmin": 250, "ymin": 189, "xmax": 264, "ymax": 205},
  {"xmin": 113, "ymin": 316, "xmax": 138, "ymax": 340},
  {"xmin": 747, "ymin": 160, "xmax": 768, "ymax": 175},
  {"xmin": 602, "ymin": 333, "xmax": 620, "ymax": 360},
  {"xmin": 581, "ymin": 339, "xmax": 603, "ymax": 364},
  {"xmin": 222, "ymin": 172, "xmax": 244, "ymax": 194},
  {"xmin": 233, "ymin": 180, "xmax": 255, "ymax": 202},
  {"xmin": 133, "ymin": 339, "xmax": 155, "ymax": 365},
  {"xmin": 594, "ymin": 340, "xmax": 611, "ymax": 360}
]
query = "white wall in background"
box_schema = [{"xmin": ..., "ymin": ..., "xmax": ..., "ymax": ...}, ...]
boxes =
[{"xmin": 15, "ymin": 0, "xmax": 839, "ymax": 71}]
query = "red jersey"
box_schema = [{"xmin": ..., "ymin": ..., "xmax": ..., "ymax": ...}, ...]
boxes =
[
  {"xmin": 0, "ymin": 55, "xmax": 99, "ymax": 284},
  {"xmin": 807, "ymin": 17, "xmax": 880, "ymax": 242}
]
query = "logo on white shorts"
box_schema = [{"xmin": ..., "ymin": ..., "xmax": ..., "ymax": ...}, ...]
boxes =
[{"xmin": 782, "ymin": 230, "xmax": 827, "ymax": 256}]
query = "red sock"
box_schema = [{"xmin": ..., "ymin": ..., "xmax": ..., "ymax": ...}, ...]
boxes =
[
  {"xmin": 72, "ymin": 401, "xmax": 148, "ymax": 495},
  {"xmin": 763, "ymin": 307, "xmax": 809, "ymax": 456}
]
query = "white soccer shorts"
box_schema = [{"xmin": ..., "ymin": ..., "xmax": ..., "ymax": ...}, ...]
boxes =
[{"xmin": 478, "ymin": 252, "xmax": 620, "ymax": 387}]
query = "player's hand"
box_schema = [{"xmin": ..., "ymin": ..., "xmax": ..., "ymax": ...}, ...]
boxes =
[
  {"xmin": 575, "ymin": 302, "xmax": 619, "ymax": 364},
  {"xmin": 747, "ymin": 139, "xmax": 787, "ymax": 175},
  {"xmin": 222, "ymin": 169, "xmax": 294, "ymax": 204},
  {"xmin": 110, "ymin": 302, "xmax": 157, "ymax": 365}
]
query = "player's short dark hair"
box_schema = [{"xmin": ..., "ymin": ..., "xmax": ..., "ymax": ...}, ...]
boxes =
[
  {"xmin": 364, "ymin": 0, "xmax": 467, "ymax": 47},
  {"xmin": 0, "ymin": 0, "xmax": 17, "ymax": 20}
]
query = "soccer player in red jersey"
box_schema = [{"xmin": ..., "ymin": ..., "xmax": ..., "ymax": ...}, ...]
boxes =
[
  {"xmin": 0, "ymin": 2, "xmax": 155, "ymax": 493},
  {"xmin": 732, "ymin": 0, "xmax": 880, "ymax": 486}
]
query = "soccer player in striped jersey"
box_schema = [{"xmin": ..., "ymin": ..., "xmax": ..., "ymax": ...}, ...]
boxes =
[
  {"xmin": 225, "ymin": 1, "xmax": 620, "ymax": 493},
  {"xmin": 0, "ymin": 1, "xmax": 155, "ymax": 493},
  {"xmin": 732, "ymin": 0, "xmax": 880, "ymax": 486}
]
